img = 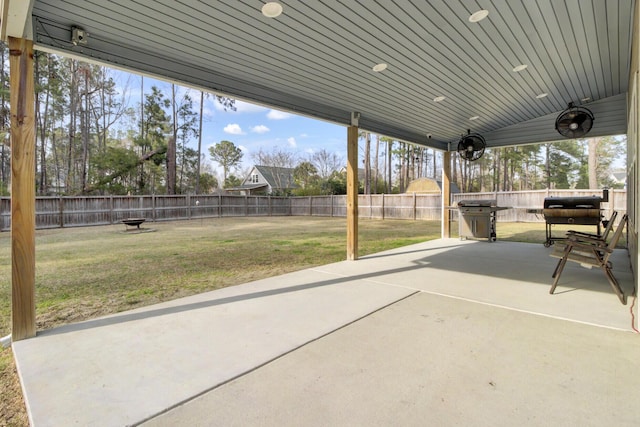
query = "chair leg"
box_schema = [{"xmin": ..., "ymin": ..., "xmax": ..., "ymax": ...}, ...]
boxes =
[
  {"xmin": 550, "ymin": 255, "xmax": 569, "ymax": 294},
  {"xmin": 602, "ymin": 266, "xmax": 626, "ymax": 305},
  {"xmin": 552, "ymin": 257, "xmax": 563, "ymax": 278},
  {"xmin": 552, "ymin": 244, "xmax": 572, "ymax": 279}
]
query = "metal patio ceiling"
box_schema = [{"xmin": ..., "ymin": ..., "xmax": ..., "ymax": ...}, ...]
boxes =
[{"xmin": 8, "ymin": 0, "xmax": 637, "ymax": 150}]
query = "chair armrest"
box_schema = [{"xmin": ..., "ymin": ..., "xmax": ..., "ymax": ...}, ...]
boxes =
[
  {"xmin": 566, "ymin": 233, "xmax": 607, "ymax": 245},
  {"xmin": 566, "ymin": 230, "xmax": 600, "ymax": 238},
  {"xmin": 566, "ymin": 240, "xmax": 613, "ymax": 253}
]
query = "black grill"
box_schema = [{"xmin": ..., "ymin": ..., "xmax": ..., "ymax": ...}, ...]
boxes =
[{"xmin": 542, "ymin": 195, "xmax": 604, "ymax": 247}]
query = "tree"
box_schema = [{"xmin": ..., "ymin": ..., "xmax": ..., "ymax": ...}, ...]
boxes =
[
  {"xmin": 585, "ymin": 136, "xmax": 625, "ymax": 189},
  {"xmin": 137, "ymin": 85, "xmax": 171, "ymax": 194},
  {"xmin": 293, "ymin": 161, "xmax": 319, "ymax": 189},
  {"xmin": 252, "ymin": 146, "xmax": 297, "ymax": 169},
  {"xmin": 209, "ymin": 140, "xmax": 243, "ymax": 183},
  {"xmin": 172, "ymin": 88, "xmax": 199, "ymax": 192},
  {"xmin": 224, "ymin": 174, "xmax": 242, "ymax": 188},
  {"xmin": 361, "ymin": 130, "xmax": 371, "ymax": 194},
  {"xmin": 542, "ymin": 141, "xmax": 581, "ymax": 189},
  {"xmin": 198, "ymin": 172, "xmax": 218, "ymax": 193},
  {"xmin": 195, "ymin": 92, "xmax": 236, "ymax": 193},
  {"xmin": 311, "ymin": 148, "xmax": 342, "ymax": 179},
  {"xmin": 380, "ymin": 137, "xmax": 394, "ymax": 193}
]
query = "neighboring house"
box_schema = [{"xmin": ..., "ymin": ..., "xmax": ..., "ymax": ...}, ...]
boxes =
[
  {"xmin": 227, "ymin": 165, "xmax": 298, "ymax": 195},
  {"xmin": 610, "ymin": 170, "xmax": 627, "ymax": 187},
  {"xmin": 338, "ymin": 167, "xmax": 366, "ymax": 181}
]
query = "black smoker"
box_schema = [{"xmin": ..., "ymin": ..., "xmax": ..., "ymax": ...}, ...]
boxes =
[{"xmin": 542, "ymin": 188, "xmax": 608, "ymax": 247}]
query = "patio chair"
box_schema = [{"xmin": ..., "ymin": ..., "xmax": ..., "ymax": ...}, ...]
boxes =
[
  {"xmin": 550, "ymin": 214, "xmax": 627, "ymax": 305},
  {"xmin": 566, "ymin": 211, "xmax": 618, "ymax": 241}
]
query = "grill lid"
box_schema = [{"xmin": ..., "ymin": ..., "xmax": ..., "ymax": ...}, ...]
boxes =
[
  {"xmin": 543, "ymin": 196, "xmax": 602, "ymax": 209},
  {"xmin": 458, "ymin": 199, "xmax": 497, "ymax": 207}
]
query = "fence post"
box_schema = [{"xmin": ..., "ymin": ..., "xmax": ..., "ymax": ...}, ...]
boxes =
[
  {"xmin": 268, "ymin": 195, "xmax": 272, "ymax": 216},
  {"xmin": 382, "ymin": 194, "xmax": 385, "ymax": 220},
  {"xmin": 369, "ymin": 194, "xmax": 372, "ymax": 219},
  {"xmin": 59, "ymin": 196, "xmax": 64, "ymax": 228},
  {"xmin": 218, "ymin": 193, "xmax": 222, "ymax": 217},
  {"xmin": 413, "ymin": 192, "xmax": 417, "ymax": 220},
  {"xmin": 109, "ymin": 195, "xmax": 114, "ymax": 224},
  {"xmin": 151, "ymin": 195, "xmax": 156, "ymax": 222},
  {"xmin": 331, "ymin": 195, "xmax": 334, "ymax": 217},
  {"xmin": 309, "ymin": 196, "xmax": 312, "ymax": 216}
]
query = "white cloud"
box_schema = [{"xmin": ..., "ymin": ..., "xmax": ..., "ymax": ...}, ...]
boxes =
[
  {"xmin": 252, "ymin": 125, "xmax": 270, "ymax": 134},
  {"xmin": 214, "ymin": 98, "xmax": 267, "ymax": 113},
  {"xmin": 287, "ymin": 137, "xmax": 297, "ymax": 148},
  {"xmin": 224, "ymin": 123, "xmax": 245, "ymax": 135},
  {"xmin": 267, "ymin": 109, "xmax": 293, "ymax": 120},
  {"xmin": 300, "ymin": 133, "xmax": 309, "ymax": 138}
]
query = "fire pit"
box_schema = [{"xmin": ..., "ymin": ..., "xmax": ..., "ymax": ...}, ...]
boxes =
[{"xmin": 121, "ymin": 218, "xmax": 146, "ymax": 230}]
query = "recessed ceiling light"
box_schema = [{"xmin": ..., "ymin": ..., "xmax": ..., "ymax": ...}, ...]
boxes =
[
  {"xmin": 469, "ymin": 116, "xmax": 480, "ymax": 121},
  {"xmin": 512, "ymin": 64, "xmax": 528, "ymax": 72},
  {"xmin": 536, "ymin": 93, "xmax": 548, "ymax": 99},
  {"xmin": 372, "ymin": 63, "xmax": 388, "ymax": 72},
  {"xmin": 262, "ymin": 2, "xmax": 283, "ymax": 18},
  {"xmin": 433, "ymin": 96, "xmax": 446, "ymax": 102},
  {"xmin": 469, "ymin": 10, "xmax": 489, "ymax": 23}
]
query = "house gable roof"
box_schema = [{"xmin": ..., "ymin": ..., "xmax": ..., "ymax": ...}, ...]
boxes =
[{"xmin": 254, "ymin": 165, "xmax": 297, "ymax": 189}]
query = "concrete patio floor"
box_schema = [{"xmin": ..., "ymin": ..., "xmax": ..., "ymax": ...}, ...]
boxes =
[{"xmin": 12, "ymin": 238, "xmax": 640, "ymax": 426}]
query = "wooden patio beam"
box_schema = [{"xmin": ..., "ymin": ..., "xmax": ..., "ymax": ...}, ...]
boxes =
[
  {"xmin": 346, "ymin": 125, "xmax": 358, "ymax": 260},
  {"xmin": 9, "ymin": 37, "xmax": 36, "ymax": 341},
  {"xmin": 441, "ymin": 151, "xmax": 451, "ymax": 238}
]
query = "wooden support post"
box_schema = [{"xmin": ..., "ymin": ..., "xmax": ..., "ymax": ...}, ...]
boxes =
[
  {"xmin": 347, "ymin": 125, "xmax": 358, "ymax": 260},
  {"xmin": 9, "ymin": 37, "xmax": 36, "ymax": 341},
  {"xmin": 442, "ymin": 151, "xmax": 451, "ymax": 238}
]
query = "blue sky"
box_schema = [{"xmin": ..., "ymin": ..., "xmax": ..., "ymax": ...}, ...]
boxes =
[{"xmin": 124, "ymin": 73, "xmax": 349, "ymax": 178}]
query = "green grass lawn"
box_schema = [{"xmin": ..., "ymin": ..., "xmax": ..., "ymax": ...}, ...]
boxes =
[{"xmin": 0, "ymin": 216, "xmax": 621, "ymax": 425}]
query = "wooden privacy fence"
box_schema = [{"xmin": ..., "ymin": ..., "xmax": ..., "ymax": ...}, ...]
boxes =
[{"xmin": 0, "ymin": 189, "xmax": 626, "ymax": 231}]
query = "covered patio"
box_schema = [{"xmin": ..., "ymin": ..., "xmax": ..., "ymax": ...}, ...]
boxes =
[
  {"xmin": 2, "ymin": 1, "xmax": 640, "ymax": 425},
  {"xmin": 12, "ymin": 238, "xmax": 638, "ymax": 425},
  {"xmin": 4, "ymin": 0, "xmax": 640, "ymax": 340}
]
